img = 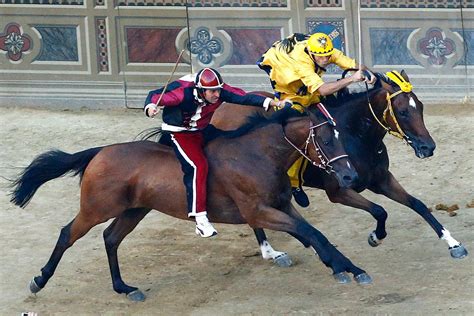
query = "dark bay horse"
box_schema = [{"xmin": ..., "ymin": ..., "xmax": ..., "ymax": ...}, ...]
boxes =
[
  {"xmin": 211, "ymin": 70, "xmax": 468, "ymax": 269},
  {"xmin": 10, "ymin": 107, "xmax": 366, "ymax": 302}
]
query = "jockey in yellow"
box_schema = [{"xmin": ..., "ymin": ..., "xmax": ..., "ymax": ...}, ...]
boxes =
[{"xmin": 258, "ymin": 32, "xmax": 376, "ymax": 207}]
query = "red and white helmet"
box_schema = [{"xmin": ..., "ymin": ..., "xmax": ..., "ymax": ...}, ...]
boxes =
[{"xmin": 195, "ymin": 68, "xmax": 224, "ymax": 90}]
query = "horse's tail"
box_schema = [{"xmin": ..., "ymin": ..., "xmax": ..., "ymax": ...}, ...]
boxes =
[{"xmin": 10, "ymin": 146, "xmax": 103, "ymax": 208}]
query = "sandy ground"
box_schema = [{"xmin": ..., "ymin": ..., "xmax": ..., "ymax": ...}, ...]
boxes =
[{"xmin": 0, "ymin": 104, "xmax": 473, "ymax": 315}]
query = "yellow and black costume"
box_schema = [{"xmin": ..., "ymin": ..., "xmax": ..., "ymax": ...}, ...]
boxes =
[{"xmin": 258, "ymin": 32, "xmax": 357, "ymax": 205}]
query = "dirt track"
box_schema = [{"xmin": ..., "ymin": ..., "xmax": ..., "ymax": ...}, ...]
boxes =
[{"xmin": 0, "ymin": 105, "xmax": 473, "ymax": 315}]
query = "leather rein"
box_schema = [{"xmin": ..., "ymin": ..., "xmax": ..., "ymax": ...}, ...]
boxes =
[{"xmin": 283, "ymin": 116, "xmax": 348, "ymax": 174}]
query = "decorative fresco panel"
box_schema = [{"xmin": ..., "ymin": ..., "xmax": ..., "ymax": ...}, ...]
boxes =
[
  {"xmin": 115, "ymin": 0, "xmax": 287, "ymax": 7},
  {"xmin": 307, "ymin": 19, "xmax": 346, "ymax": 73},
  {"xmin": 452, "ymin": 28, "xmax": 473, "ymax": 65},
  {"xmin": 126, "ymin": 28, "xmax": 180, "ymax": 63},
  {"xmin": 370, "ymin": 28, "xmax": 420, "ymax": 66},
  {"xmin": 34, "ymin": 26, "xmax": 79, "ymax": 62},
  {"xmin": 0, "ymin": 23, "xmax": 32, "ymax": 62},
  {"xmin": 189, "ymin": 27, "xmax": 223, "ymax": 65},
  {"xmin": 223, "ymin": 28, "xmax": 280, "ymax": 65},
  {"xmin": 417, "ymin": 27, "xmax": 456, "ymax": 66},
  {"xmin": 361, "ymin": 0, "xmax": 472, "ymax": 8}
]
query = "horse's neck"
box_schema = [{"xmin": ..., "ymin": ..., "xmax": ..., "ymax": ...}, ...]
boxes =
[
  {"xmin": 245, "ymin": 119, "xmax": 310, "ymax": 170},
  {"xmin": 339, "ymin": 88, "xmax": 388, "ymax": 143}
]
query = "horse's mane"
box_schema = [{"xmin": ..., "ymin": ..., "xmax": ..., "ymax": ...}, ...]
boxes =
[
  {"xmin": 136, "ymin": 106, "xmax": 304, "ymax": 143},
  {"xmin": 215, "ymin": 106, "xmax": 305, "ymax": 140},
  {"xmin": 323, "ymin": 73, "xmax": 388, "ymax": 108}
]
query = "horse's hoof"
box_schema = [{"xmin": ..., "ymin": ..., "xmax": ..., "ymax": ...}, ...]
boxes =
[
  {"xmin": 354, "ymin": 273, "xmax": 372, "ymax": 285},
  {"xmin": 273, "ymin": 253, "xmax": 293, "ymax": 267},
  {"xmin": 126, "ymin": 289, "xmax": 146, "ymax": 302},
  {"xmin": 333, "ymin": 272, "xmax": 351, "ymax": 284},
  {"xmin": 450, "ymin": 244, "xmax": 468, "ymax": 259},
  {"xmin": 368, "ymin": 231, "xmax": 382, "ymax": 247},
  {"xmin": 29, "ymin": 279, "xmax": 42, "ymax": 294}
]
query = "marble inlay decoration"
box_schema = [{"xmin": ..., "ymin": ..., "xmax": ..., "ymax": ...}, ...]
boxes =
[
  {"xmin": 126, "ymin": 27, "xmax": 180, "ymax": 63},
  {"xmin": 418, "ymin": 28, "xmax": 455, "ymax": 66},
  {"xmin": 452, "ymin": 28, "xmax": 473, "ymax": 65},
  {"xmin": 114, "ymin": 0, "xmax": 287, "ymax": 7},
  {"xmin": 189, "ymin": 27, "xmax": 222, "ymax": 65},
  {"xmin": 370, "ymin": 28, "xmax": 419, "ymax": 66},
  {"xmin": 361, "ymin": 0, "xmax": 472, "ymax": 8},
  {"xmin": 0, "ymin": 0, "xmax": 84, "ymax": 4},
  {"xmin": 223, "ymin": 28, "xmax": 280, "ymax": 65},
  {"xmin": 34, "ymin": 26, "xmax": 79, "ymax": 61},
  {"xmin": 0, "ymin": 23, "xmax": 32, "ymax": 62},
  {"xmin": 306, "ymin": 0, "xmax": 342, "ymax": 7},
  {"xmin": 96, "ymin": 18, "xmax": 109, "ymax": 72}
]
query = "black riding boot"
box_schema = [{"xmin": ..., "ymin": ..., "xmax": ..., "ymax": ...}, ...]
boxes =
[{"xmin": 291, "ymin": 187, "xmax": 309, "ymax": 207}]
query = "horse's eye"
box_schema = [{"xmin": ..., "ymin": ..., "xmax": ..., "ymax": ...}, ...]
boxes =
[
  {"xmin": 323, "ymin": 141, "xmax": 330, "ymax": 146},
  {"xmin": 398, "ymin": 110, "xmax": 409, "ymax": 118}
]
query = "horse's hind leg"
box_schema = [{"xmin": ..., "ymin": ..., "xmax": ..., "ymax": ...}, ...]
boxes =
[
  {"xmin": 103, "ymin": 207, "xmax": 151, "ymax": 301},
  {"xmin": 325, "ymin": 187, "xmax": 388, "ymax": 247},
  {"xmin": 30, "ymin": 212, "xmax": 104, "ymax": 294},
  {"xmin": 373, "ymin": 171, "xmax": 468, "ymax": 259},
  {"xmin": 253, "ymin": 228, "xmax": 293, "ymax": 267}
]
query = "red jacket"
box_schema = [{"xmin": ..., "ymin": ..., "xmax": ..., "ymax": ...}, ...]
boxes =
[{"xmin": 144, "ymin": 74, "xmax": 271, "ymax": 132}]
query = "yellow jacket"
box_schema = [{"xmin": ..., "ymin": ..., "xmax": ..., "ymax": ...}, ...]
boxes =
[{"xmin": 259, "ymin": 36, "xmax": 356, "ymax": 106}]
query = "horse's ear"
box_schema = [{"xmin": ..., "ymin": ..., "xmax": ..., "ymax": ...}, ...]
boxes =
[{"xmin": 400, "ymin": 69, "xmax": 409, "ymax": 82}]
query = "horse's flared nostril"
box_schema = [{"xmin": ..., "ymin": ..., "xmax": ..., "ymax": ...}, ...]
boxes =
[{"xmin": 343, "ymin": 175, "xmax": 352, "ymax": 182}]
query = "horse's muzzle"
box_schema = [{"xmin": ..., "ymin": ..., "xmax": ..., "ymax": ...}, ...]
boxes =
[
  {"xmin": 332, "ymin": 160, "xmax": 359, "ymax": 189},
  {"xmin": 411, "ymin": 137, "xmax": 436, "ymax": 159}
]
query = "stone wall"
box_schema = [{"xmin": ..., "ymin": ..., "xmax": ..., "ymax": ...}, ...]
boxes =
[{"xmin": 0, "ymin": 0, "xmax": 472, "ymax": 109}]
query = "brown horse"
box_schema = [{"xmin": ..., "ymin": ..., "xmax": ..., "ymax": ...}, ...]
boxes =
[
  {"xmin": 10, "ymin": 106, "xmax": 366, "ymax": 302},
  {"xmin": 211, "ymin": 70, "xmax": 468, "ymax": 268}
]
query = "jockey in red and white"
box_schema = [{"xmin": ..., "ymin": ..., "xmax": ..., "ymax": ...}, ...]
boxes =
[{"xmin": 144, "ymin": 67, "xmax": 282, "ymax": 237}]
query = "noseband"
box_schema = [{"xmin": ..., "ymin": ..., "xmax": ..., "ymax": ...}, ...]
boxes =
[{"xmin": 284, "ymin": 120, "xmax": 348, "ymax": 174}]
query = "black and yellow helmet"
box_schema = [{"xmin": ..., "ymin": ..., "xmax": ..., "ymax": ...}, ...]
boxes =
[{"xmin": 307, "ymin": 33, "xmax": 334, "ymax": 57}]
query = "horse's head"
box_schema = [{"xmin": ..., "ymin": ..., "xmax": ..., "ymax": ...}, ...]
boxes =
[
  {"xmin": 299, "ymin": 106, "xmax": 358, "ymax": 188},
  {"xmin": 377, "ymin": 70, "xmax": 436, "ymax": 158}
]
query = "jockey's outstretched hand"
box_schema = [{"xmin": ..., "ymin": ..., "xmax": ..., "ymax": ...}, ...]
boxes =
[
  {"xmin": 351, "ymin": 70, "xmax": 366, "ymax": 83},
  {"xmin": 362, "ymin": 70, "xmax": 377, "ymax": 85}
]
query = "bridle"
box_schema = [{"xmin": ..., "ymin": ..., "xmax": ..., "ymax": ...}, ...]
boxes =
[
  {"xmin": 366, "ymin": 71, "xmax": 413, "ymax": 145},
  {"xmin": 283, "ymin": 116, "xmax": 349, "ymax": 174}
]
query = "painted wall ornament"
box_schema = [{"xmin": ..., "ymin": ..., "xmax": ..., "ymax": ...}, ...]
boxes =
[
  {"xmin": 189, "ymin": 28, "xmax": 222, "ymax": 65},
  {"xmin": 0, "ymin": 23, "xmax": 32, "ymax": 62},
  {"xmin": 418, "ymin": 28, "xmax": 455, "ymax": 66}
]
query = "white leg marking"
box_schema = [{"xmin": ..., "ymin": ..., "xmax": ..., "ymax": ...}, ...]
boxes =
[
  {"xmin": 260, "ymin": 240, "xmax": 286, "ymax": 260},
  {"xmin": 441, "ymin": 228, "xmax": 460, "ymax": 248},
  {"xmin": 409, "ymin": 97, "xmax": 417, "ymax": 109}
]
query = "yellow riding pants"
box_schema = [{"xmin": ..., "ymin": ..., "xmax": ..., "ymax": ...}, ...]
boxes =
[
  {"xmin": 287, "ymin": 156, "xmax": 308, "ymax": 188},
  {"xmin": 274, "ymin": 98, "xmax": 312, "ymax": 189}
]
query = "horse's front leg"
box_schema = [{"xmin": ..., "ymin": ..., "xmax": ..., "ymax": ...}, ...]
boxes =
[
  {"xmin": 253, "ymin": 228, "xmax": 293, "ymax": 267},
  {"xmin": 249, "ymin": 205, "xmax": 372, "ymax": 284},
  {"xmin": 372, "ymin": 171, "xmax": 468, "ymax": 259},
  {"xmin": 103, "ymin": 207, "xmax": 151, "ymax": 301},
  {"xmin": 325, "ymin": 187, "xmax": 388, "ymax": 247}
]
